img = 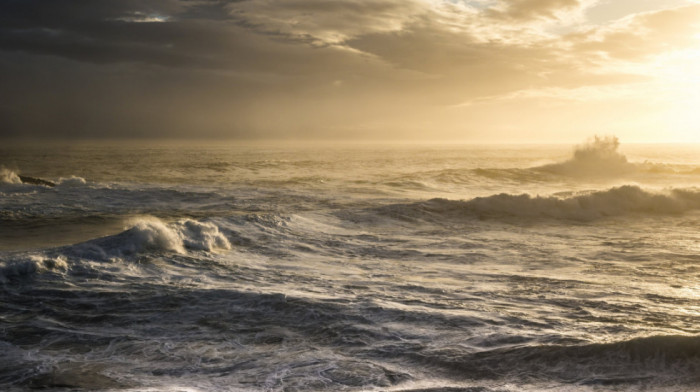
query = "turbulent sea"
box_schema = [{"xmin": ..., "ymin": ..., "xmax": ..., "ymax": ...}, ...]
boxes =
[{"xmin": 1, "ymin": 138, "xmax": 699, "ymax": 391}]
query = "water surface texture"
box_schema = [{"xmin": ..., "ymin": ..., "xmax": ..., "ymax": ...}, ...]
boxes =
[{"xmin": 1, "ymin": 139, "xmax": 699, "ymax": 391}]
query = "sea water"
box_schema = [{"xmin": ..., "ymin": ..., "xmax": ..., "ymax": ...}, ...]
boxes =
[{"xmin": 0, "ymin": 138, "xmax": 698, "ymax": 391}]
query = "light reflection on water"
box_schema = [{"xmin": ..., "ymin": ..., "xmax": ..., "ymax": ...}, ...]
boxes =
[{"xmin": 0, "ymin": 139, "xmax": 699, "ymax": 390}]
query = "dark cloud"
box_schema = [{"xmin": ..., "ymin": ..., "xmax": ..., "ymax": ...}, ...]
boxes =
[
  {"xmin": 0, "ymin": 1, "xmax": 243, "ymax": 69},
  {"xmin": 0, "ymin": 0, "xmax": 698, "ymax": 140},
  {"xmin": 0, "ymin": 0, "xmax": 416, "ymax": 138},
  {"xmin": 226, "ymin": 0, "xmax": 424, "ymax": 45}
]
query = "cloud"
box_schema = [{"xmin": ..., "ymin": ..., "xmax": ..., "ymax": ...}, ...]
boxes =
[
  {"xmin": 227, "ymin": 0, "xmax": 428, "ymax": 45},
  {"xmin": 1, "ymin": 0, "xmax": 699, "ymax": 140},
  {"xmin": 453, "ymin": 81, "xmax": 661, "ymax": 108},
  {"xmin": 0, "ymin": 0, "xmax": 393, "ymax": 76},
  {"xmin": 113, "ymin": 12, "xmax": 171, "ymax": 23},
  {"xmin": 570, "ymin": 4, "xmax": 700, "ymax": 60},
  {"xmin": 486, "ymin": 0, "xmax": 582, "ymax": 21}
]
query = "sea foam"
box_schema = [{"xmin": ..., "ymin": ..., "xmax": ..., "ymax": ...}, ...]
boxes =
[
  {"xmin": 0, "ymin": 255, "xmax": 68, "ymax": 282},
  {"xmin": 0, "ymin": 167, "xmax": 22, "ymax": 184},
  {"xmin": 73, "ymin": 217, "xmax": 231, "ymax": 260},
  {"xmin": 56, "ymin": 176, "xmax": 87, "ymax": 187}
]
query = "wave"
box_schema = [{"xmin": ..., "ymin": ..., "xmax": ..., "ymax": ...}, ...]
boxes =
[
  {"xmin": 535, "ymin": 135, "xmax": 635, "ymax": 178},
  {"xmin": 534, "ymin": 135, "xmax": 700, "ymax": 179},
  {"xmin": 0, "ymin": 255, "xmax": 68, "ymax": 283},
  {"xmin": 461, "ymin": 136, "xmax": 700, "ymax": 183},
  {"xmin": 70, "ymin": 217, "xmax": 231, "ymax": 260},
  {"xmin": 0, "ymin": 217, "xmax": 231, "ymax": 281},
  {"xmin": 56, "ymin": 176, "xmax": 87, "ymax": 187},
  {"xmin": 0, "ymin": 167, "xmax": 22, "ymax": 184},
  {"xmin": 375, "ymin": 185, "xmax": 700, "ymax": 222},
  {"xmin": 384, "ymin": 168, "xmax": 553, "ymax": 189},
  {"xmin": 411, "ymin": 334, "xmax": 700, "ymax": 384},
  {"xmin": 369, "ymin": 137, "xmax": 700, "ymax": 188},
  {"xmin": 0, "ymin": 166, "xmax": 87, "ymax": 188}
]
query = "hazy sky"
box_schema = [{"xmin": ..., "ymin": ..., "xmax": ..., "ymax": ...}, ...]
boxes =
[{"xmin": 1, "ymin": 0, "xmax": 699, "ymax": 142}]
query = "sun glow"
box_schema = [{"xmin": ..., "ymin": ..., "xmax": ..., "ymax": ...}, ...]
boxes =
[{"xmin": 659, "ymin": 46, "xmax": 700, "ymax": 142}]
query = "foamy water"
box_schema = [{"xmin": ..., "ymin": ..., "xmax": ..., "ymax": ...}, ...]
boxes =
[{"xmin": 0, "ymin": 138, "xmax": 698, "ymax": 391}]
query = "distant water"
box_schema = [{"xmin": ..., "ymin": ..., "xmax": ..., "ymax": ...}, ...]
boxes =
[{"xmin": 1, "ymin": 138, "xmax": 699, "ymax": 391}]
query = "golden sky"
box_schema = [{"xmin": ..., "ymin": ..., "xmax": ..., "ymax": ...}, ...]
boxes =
[{"xmin": 1, "ymin": 0, "xmax": 699, "ymax": 141}]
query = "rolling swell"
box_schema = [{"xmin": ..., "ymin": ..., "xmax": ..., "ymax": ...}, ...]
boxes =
[
  {"xmin": 404, "ymin": 335, "xmax": 700, "ymax": 385},
  {"xmin": 375, "ymin": 185, "xmax": 700, "ymax": 222},
  {"xmin": 6, "ymin": 265, "xmax": 695, "ymax": 389},
  {"xmin": 2, "ymin": 143, "xmax": 699, "ymax": 391}
]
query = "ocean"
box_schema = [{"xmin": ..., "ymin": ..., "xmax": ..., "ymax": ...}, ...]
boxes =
[{"xmin": 0, "ymin": 137, "xmax": 698, "ymax": 391}]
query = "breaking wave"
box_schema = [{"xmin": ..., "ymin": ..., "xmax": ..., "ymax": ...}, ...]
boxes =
[
  {"xmin": 377, "ymin": 185, "xmax": 700, "ymax": 221},
  {"xmin": 464, "ymin": 136, "xmax": 700, "ymax": 183},
  {"xmin": 71, "ymin": 217, "xmax": 231, "ymax": 259},
  {"xmin": 0, "ymin": 217, "xmax": 232, "ymax": 281},
  {"xmin": 0, "ymin": 255, "xmax": 68, "ymax": 283},
  {"xmin": 56, "ymin": 176, "xmax": 87, "ymax": 187},
  {"xmin": 0, "ymin": 167, "xmax": 85, "ymax": 188},
  {"xmin": 0, "ymin": 167, "xmax": 21, "ymax": 184},
  {"xmin": 536, "ymin": 135, "xmax": 634, "ymax": 177}
]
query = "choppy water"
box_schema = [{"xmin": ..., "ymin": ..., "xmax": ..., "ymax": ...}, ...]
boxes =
[{"xmin": 1, "ymin": 138, "xmax": 699, "ymax": 391}]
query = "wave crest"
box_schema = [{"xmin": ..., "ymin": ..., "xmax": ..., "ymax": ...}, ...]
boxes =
[
  {"xmin": 178, "ymin": 219, "xmax": 232, "ymax": 251},
  {"xmin": 73, "ymin": 217, "xmax": 232, "ymax": 259},
  {"xmin": 0, "ymin": 167, "xmax": 22, "ymax": 184},
  {"xmin": 56, "ymin": 176, "xmax": 87, "ymax": 187},
  {"xmin": 378, "ymin": 185, "xmax": 700, "ymax": 222},
  {"xmin": 0, "ymin": 167, "xmax": 85, "ymax": 187},
  {"xmin": 126, "ymin": 218, "xmax": 187, "ymax": 254},
  {"xmin": 0, "ymin": 255, "xmax": 68, "ymax": 282}
]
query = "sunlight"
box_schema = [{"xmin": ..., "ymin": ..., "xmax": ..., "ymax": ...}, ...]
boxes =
[{"xmin": 664, "ymin": 47, "xmax": 700, "ymax": 142}]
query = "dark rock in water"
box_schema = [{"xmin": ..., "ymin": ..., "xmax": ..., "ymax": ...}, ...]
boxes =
[{"xmin": 18, "ymin": 175, "xmax": 55, "ymax": 187}]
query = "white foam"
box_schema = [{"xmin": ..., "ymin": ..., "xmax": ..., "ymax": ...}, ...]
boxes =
[
  {"xmin": 57, "ymin": 176, "xmax": 87, "ymax": 186},
  {"xmin": 124, "ymin": 217, "xmax": 187, "ymax": 254},
  {"xmin": 0, "ymin": 166, "xmax": 22, "ymax": 184},
  {"xmin": 0, "ymin": 255, "xmax": 68, "ymax": 282},
  {"xmin": 75, "ymin": 217, "xmax": 232, "ymax": 259},
  {"xmin": 537, "ymin": 135, "xmax": 636, "ymax": 177},
  {"xmin": 176, "ymin": 219, "xmax": 231, "ymax": 251}
]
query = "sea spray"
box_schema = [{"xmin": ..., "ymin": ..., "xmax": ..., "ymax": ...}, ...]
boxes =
[
  {"xmin": 56, "ymin": 176, "xmax": 87, "ymax": 187},
  {"xmin": 70, "ymin": 217, "xmax": 232, "ymax": 260},
  {"xmin": 1, "ymin": 140, "xmax": 699, "ymax": 391},
  {"xmin": 536, "ymin": 135, "xmax": 636, "ymax": 177},
  {"xmin": 0, "ymin": 166, "xmax": 22, "ymax": 184}
]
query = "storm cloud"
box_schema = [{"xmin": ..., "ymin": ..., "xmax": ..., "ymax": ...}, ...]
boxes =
[{"xmin": 1, "ymin": 0, "xmax": 699, "ymax": 140}]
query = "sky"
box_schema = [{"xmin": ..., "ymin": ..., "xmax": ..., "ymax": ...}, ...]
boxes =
[{"xmin": 1, "ymin": 0, "xmax": 699, "ymax": 142}]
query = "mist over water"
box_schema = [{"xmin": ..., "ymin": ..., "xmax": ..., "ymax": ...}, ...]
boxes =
[{"xmin": 1, "ymin": 139, "xmax": 699, "ymax": 391}]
